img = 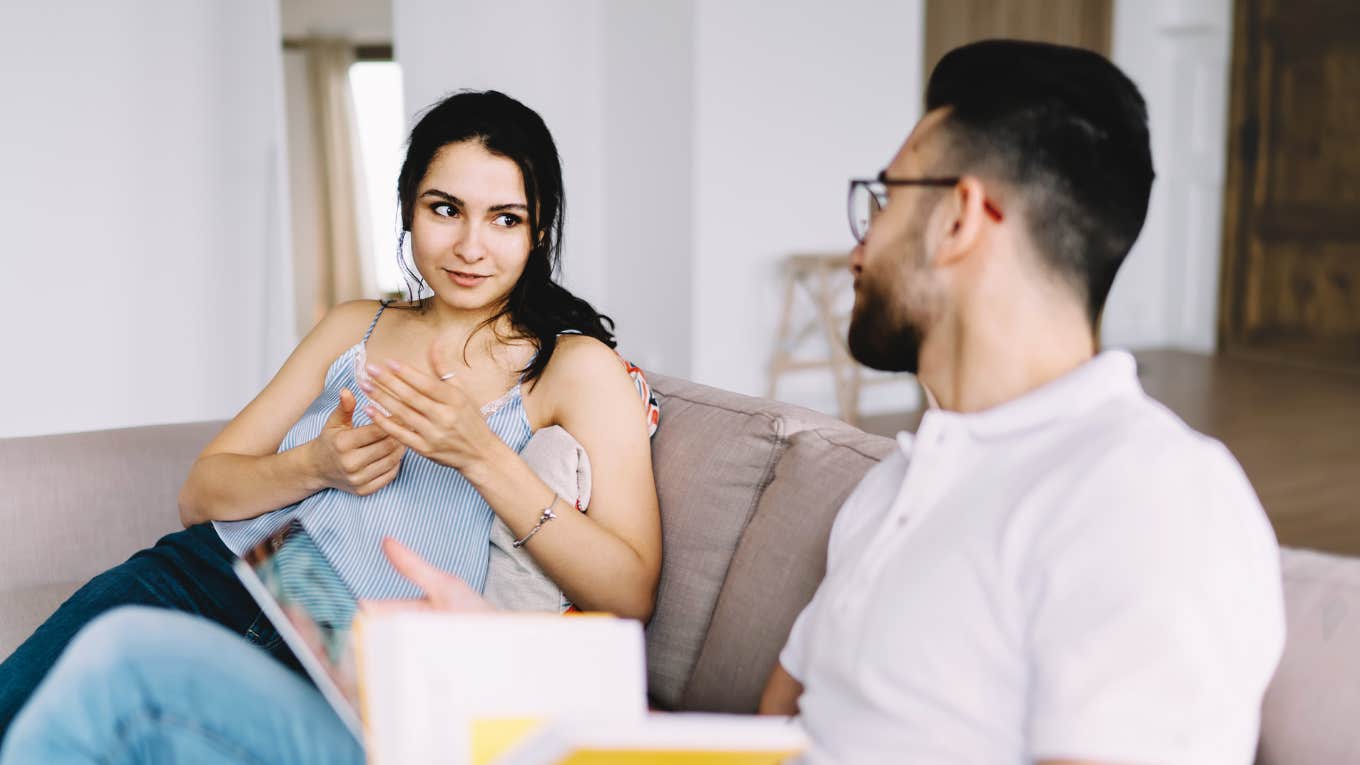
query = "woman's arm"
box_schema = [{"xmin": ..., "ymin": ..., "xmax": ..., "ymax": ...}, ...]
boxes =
[
  {"xmin": 362, "ymin": 336, "xmax": 662, "ymax": 621},
  {"xmin": 178, "ymin": 300, "xmax": 401, "ymax": 526}
]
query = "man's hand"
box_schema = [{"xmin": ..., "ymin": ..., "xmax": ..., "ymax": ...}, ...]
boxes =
[
  {"xmin": 758, "ymin": 662, "xmax": 804, "ymax": 716},
  {"xmin": 360, "ymin": 537, "xmax": 498, "ymax": 616}
]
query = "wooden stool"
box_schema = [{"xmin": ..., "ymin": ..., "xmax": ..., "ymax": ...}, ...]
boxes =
[{"xmin": 766, "ymin": 253, "xmax": 862, "ymax": 425}]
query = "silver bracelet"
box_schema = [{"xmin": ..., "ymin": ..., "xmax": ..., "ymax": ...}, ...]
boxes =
[{"xmin": 512, "ymin": 497, "xmax": 560, "ymax": 548}]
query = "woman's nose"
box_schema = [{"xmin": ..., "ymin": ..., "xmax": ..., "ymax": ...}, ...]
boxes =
[{"xmin": 454, "ymin": 223, "xmax": 487, "ymax": 263}]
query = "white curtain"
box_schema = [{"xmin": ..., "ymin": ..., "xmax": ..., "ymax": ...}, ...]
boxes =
[{"xmin": 286, "ymin": 38, "xmax": 376, "ymax": 338}]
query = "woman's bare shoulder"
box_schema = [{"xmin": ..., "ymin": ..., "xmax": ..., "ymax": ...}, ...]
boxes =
[
  {"xmin": 543, "ymin": 334, "xmax": 621, "ymax": 378},
  {"xmin": 311, "ymin": 299, "xmax": 389, "ymax": 341}
]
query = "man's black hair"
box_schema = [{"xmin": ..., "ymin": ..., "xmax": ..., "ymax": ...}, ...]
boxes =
[{"xmin": 925, "ymin": 39, "xmax": 1155, "ymax": 323}]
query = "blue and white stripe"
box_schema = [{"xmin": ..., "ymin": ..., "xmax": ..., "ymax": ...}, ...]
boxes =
[{"xmin": 214, "ymin": 316, "xmax": 533, "ymax": 600}]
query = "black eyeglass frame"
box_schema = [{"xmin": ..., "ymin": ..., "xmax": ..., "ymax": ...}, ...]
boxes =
[{"xmin": 847, "ymin": 170, "xmax": 1003, "ymax": 244}]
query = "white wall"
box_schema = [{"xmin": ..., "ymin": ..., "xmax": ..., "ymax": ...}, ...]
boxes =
[
  {"xmin": 0, "ymin": 1, "xmax": 293, "ymax": 438},
  {"xmin": 1104, "ymin": 0, "xmax": 1234, "ymax": 352},
  {"xmin": 601, "ymin": 0, "xmax": 695, "ymax": 375},
  {"xmin": 692, "ymin": 0, "xmax": 924, "ymax": 413}
]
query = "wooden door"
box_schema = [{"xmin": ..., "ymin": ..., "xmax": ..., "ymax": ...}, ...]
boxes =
[{"xmin": 1220, "ymin": 0, "xmax": 1360, "ymax": 370}]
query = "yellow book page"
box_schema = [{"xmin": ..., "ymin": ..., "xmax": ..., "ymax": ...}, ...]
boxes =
[
  {"xmin": 472, "ymin": 718, "xmax": 545, "ymax": 765},
  {"xmin": 557, "ymin": 751, "xmax": 800, "ymax": 764}
]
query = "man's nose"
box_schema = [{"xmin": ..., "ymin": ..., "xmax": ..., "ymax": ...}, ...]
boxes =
[{"xmin": 849, "ymin": 244, "xmax": 865, "ymax": 277}]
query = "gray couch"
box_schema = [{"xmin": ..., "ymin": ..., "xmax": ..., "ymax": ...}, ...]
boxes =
[{"xmin": 1, "ymin": 373, "xmax": 1354, "ymax": 761}]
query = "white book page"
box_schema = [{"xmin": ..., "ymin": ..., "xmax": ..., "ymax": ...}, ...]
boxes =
[{"xmin": 358, "ymin": 613, "xmax": 648, "ymax": 765}]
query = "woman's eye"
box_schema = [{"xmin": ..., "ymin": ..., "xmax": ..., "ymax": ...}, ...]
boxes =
[
  {"xmin": 493, "ymin": 213, "xmax": 522, "ymax": 228},
  {"xmin": 432, "ymin": 203, "xmax": 458, "ymax": 217}
]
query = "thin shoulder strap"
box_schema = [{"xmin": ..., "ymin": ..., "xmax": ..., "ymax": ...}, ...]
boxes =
[{"xmin": 362, "ymin": 301, "xmax": 389, "ymax": 344}]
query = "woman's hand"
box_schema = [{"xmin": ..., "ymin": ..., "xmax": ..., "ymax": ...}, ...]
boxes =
[
  {"xmin": 310, "ymin": 388, "xmax": 405, "ymax": 495},
  {"xmin": 357, "ymin": 342, "xmax": 505, "ymax": 470}
]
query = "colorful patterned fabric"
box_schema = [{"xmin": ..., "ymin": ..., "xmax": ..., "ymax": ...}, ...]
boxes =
[{"xmin": 623, "ymin": 358, "xmax": 662, "ymax": 437}]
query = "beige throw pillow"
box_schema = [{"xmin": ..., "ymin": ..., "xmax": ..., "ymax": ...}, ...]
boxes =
[{"xmin": 483, "ymin": 425, "xmax": 592, "ymax": 612}]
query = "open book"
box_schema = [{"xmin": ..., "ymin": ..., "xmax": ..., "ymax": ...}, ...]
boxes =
[
  {"xmin": 354, "ymin": 611, "xmax": 807, "ymax": 765},
  {"xmin": 492, "ymin": 713, "xmax": 807, "ymax": 765}
]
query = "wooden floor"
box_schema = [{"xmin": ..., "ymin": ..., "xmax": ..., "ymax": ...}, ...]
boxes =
[{"xmin": 860, "ymin": 350, "xmax": 1360, "ymax": 557}]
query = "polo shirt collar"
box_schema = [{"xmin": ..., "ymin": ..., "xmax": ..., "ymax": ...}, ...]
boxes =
[{"xmin": 914, "ymin": 350, "xmax": 1141, "ymax": 442}]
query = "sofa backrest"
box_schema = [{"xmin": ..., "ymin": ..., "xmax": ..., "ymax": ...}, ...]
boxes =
[
  {"xmin": 0, "ymin": 421, "xmax": 222, "ymax": 655},
  {"xmin": 1258, "ymin": 547, "xmax": 1360, "ymax": 764},
  {"xmin": 683, "ymin": 425, "xmax": 895, "ymax": 712},
  {"xmin": 0, "ymin": 422, "xmax": 221, "ymax": 591},
  {"xmin": 4, "ymin": 382, "xmax": 1360, "ymax": 764},
  {"xmin": 641, "ymin": 373, "xmax": 892, "ymax": 709}
]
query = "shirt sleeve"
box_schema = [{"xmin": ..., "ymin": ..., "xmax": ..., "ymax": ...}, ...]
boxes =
[{"xmin": 1021, "ymin": 438, "xmax": 1285, "ymax": 764}]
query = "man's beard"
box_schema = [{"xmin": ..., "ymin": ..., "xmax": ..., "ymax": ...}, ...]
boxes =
[{"xmin": 847, "ymin": 277, "xmax": 923, "ymax": 374}]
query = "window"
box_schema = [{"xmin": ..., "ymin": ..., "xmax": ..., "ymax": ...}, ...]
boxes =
[{"xmin": 348, "ymin": 60, "xmax": 407, "ymax": 298}]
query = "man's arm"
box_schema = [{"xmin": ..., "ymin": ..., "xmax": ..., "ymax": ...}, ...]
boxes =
[{"xmin": 758, "ymin": 662, "xmax": 803, "ymax": 716}]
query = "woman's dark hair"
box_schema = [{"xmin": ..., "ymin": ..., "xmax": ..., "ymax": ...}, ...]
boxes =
[{"xmin": 395, "ymin": 89, "xmax": 615, "ymax": 384}]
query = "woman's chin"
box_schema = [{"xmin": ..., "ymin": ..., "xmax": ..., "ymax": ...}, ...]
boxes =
[{"xmin": 428, "ymin": 289, "xmax": 502, "ymax": 314}]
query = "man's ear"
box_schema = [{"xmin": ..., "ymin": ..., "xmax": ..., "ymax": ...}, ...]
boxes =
[{"xmin": 934, "ymin": 176, "xmax": 991, "ymax": 267}]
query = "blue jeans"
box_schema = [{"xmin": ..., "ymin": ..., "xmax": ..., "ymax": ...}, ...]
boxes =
[
  {"xmin": 0, "ymin": 607, "xmax": 364, "ymax": 765},
  {"xmin": 0, "ymin": 524, "xmax": 299, "ymax": 738}
]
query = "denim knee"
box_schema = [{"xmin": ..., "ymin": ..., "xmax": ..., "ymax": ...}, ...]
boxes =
[{"xmin": 58, "ymin": 606, "xmax": 174, "ymax": 680}]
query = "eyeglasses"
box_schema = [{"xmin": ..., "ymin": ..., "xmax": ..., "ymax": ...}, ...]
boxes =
[{"xmin": 847, "ymin": 171, "xmax": 1004, "ymax": 244}]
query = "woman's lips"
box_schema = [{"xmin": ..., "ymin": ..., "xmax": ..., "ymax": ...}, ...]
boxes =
[{"xmin": 445, "ymin": 269, "xmax": 489, "ymax": 287}]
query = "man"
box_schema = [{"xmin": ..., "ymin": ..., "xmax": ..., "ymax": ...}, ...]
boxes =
[{"xmin": 757, "ymin": 40, "xmax": 1284, "ymax": 763}]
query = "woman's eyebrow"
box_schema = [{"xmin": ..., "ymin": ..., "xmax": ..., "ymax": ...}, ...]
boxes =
[
  {"xmin": 419, "ymin": 188, "xmax": 462, "ymax": 205},
  {"xmin": 419, "ymin": 188, "xmax": 526, "ymax": 213}
]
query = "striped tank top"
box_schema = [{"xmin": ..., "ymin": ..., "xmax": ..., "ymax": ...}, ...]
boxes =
[{"xmin": 213, "ymin": 303, "xmax": 533, "ymax": 599}]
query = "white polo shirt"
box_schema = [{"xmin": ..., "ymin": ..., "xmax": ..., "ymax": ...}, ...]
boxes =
[{"xmin": 780, "ymin": 351, "xmax": 1285, "ymax": 764}]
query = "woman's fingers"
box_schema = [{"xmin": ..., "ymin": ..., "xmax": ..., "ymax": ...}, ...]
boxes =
[
  {"xmin": 366, "ymin": 405, "xmax": 430, "ymax": 453},
  {"xmin": 342, "ymin": 433, "xmax": 399, "ymax": 471},
  {"xmin": 351, "ymin": 446, "xmax": 403, "ymax": 487},
  {"xmin": 341, "ymin": 422, "xmax": 392, "ymax": 449},
  {"xmin": 355, "ymin": 461, "xmax": 401, "ymax": 496},
  {"xmin": 386, "ymin": 357, "xmax": 448, "ymax": 404},
  {"xmin": 369, "ymin": 361, "xmax": 443, "ymax": 413},
  {"xmin": 360, "ymin": 378, "xmax": 432, "ymax": 436}
]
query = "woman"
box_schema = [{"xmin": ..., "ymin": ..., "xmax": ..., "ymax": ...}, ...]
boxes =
[{"xmin": 0, "ymin": 89, "xmax": 662, "ymax": 739}]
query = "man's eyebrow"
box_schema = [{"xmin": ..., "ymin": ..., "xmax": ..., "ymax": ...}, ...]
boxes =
[{"xmin": 418, "ymin": 189, "xmax": 526, "ymax": 213}]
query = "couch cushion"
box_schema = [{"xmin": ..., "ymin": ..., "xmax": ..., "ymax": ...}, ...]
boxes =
[
  {"xmin": 681, "ymin": 426, "xmax": 894, "ymax": 712},
  {"xmin": 642, "ymin": 375, "xmax": 789, "ymax": 708},
  {"xmin": 1258, "ymin": 547, "xmax": 1360, "ymax": 764},
  {"xmin": 0, "ymin": 582, "xmax": 84, "ymax": 659}
]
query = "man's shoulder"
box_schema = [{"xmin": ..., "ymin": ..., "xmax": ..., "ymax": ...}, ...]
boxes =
[
  {"xmin": 824, "ymin": 441, "xmax": 911, "ymax": 561},
  {"xmin": 1080, "ymin": 391, "xmax": 1249, "ymax": 493},
  {"xmin": 1029, "ymin": 391, "xmax": 1274, "ymax": 567}
]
